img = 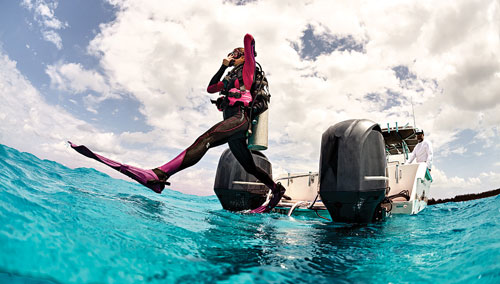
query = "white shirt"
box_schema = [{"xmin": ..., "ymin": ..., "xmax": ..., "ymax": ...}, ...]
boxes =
[{"xmin": 408, "ymin": 139, "xmax": 433, "ymax": 169}]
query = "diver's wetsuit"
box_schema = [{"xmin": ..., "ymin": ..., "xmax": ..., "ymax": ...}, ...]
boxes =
[
  {"xmin": 69, "ymin": 34, "xmax": 284, "ymax": 213},
  {"xmin": 157, "ymin": 64, "xmax": 275, "ymax": 190}
]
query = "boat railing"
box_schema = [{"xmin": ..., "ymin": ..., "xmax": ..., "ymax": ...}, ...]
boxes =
[
  {"xmin": 232, "ymin": 181, "xmax": 265, "ymax": 185},
  {"xmin": 287, "ymin": 201, "xmax": 308, "ymax": 216},
  {"xmin": 275, "ymin": 172, "xmax": 319, "ymax": 186},
  {"xmin": 364, "ymin": 176, "xmax": 389, "ymax": 181}
]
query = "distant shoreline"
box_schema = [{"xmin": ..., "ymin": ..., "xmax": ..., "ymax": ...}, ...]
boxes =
[{"xmin": 428, "ymin": 188, "xmax": 500, "ymax": 205}]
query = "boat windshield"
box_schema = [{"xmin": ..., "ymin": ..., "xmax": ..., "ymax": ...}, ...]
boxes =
[{"xmin": 381, "ymin": 124, "xmax": 418, "ymax": 159}]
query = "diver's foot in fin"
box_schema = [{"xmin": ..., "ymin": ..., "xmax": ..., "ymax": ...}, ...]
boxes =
[
  {"xmin": 128, "ymin": 167, "xmax": 170, "ymax": 194},
  {"xmin": 117, "ymin": 165, "xmax": 169, "ymax": 194},
  {"xmin": 250, "ymin": 182, "xmax": 286, "ymax": 214},
  {"xmin": 148, "ymin": 168, "xmax": 171, "ymax": 187}
]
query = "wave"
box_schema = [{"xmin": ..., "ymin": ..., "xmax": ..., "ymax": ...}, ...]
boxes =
[{"xmin": 0, "ymin": 144, "xmax": 499, "ymax": 283}]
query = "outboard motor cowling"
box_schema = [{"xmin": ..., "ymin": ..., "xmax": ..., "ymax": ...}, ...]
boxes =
[
  {"xmin": 319, "ymin": 119, "xmax": 387, "ymax": 223},
  {"xmin": 214, "ymin": 149, "xmax": 271, "ymax": 211}
]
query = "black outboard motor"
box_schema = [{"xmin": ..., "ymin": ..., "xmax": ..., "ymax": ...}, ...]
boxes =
[
  {"xmin": 319, "ymin": 119, "xmax": 387, "ymax": 223},
  {"xmin": 214, "ymin": 149, "xmax": 271, "ymax": 211}
]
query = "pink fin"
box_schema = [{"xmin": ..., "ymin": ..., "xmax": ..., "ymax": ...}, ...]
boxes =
[{"xmin": 68, "ymin": 141, "xmax": 165, "ymax": 194}]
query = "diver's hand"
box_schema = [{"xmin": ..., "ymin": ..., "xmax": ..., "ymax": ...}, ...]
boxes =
[
  {"xmin": 223, "ymin": 55, "xmax": 234, "ymax": 66},
  {"xmin": 210, "ymin": 96, "xmax": 226, "ymax": 111}
]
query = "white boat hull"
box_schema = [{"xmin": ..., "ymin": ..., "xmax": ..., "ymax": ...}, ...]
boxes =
[
  {"xmin": 274, "ymin": 162, "xmax": 432, "ymax": 219},
  {"xmin": 387, "ymin": 162, "xmax": 432, "ymax": 215}
]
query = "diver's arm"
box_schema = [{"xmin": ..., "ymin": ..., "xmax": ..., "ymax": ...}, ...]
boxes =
[
  {"xmin": 407, "ymin": 150, "xmax": 416, "ymax": 164},
  {"xmin": 207, "ymin": 64, "xmax": 228, "ymax": 93},
  {"xmin": 242, "ymin": 34, "xmax": 256, "ymax": 90}
]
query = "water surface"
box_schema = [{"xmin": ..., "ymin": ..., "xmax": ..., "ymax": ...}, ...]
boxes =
[{"xmin": 0, "ymin": 144, "xmax": 499, "ymax": 283}]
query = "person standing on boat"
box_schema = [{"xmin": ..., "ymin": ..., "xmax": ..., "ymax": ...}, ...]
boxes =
[
  {"xmin": 69, "ymin": 34, "xmax": 286, "ymax": 214},
  {"xmin": 408, "ymin": 129, "xmax": 433, "ymax": 171}
]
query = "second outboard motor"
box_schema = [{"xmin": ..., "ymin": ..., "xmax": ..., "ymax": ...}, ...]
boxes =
[
  {"xmin": 214, "ymin": 149, "xmax": 271, "ymax": 211},
  {"xmin": 319, "ymin": 119, "xmax": 387, "ymax": 223}
]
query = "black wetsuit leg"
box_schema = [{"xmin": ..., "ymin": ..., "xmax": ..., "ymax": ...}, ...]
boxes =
[
  {"xmin": 228, "ymin": 137, "xmax": 276, "ymax": 189},
  {"xmin": 161, "ymin": 106, "xmax": 275, "ymax": 193},
  {"xmin": 174, "ymin": 107, "xmax": 249, "ymax": 174}
]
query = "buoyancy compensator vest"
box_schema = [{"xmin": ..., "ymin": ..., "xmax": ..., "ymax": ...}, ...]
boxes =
[{"xmin": 220, "ymin": 63, "xmax": 270, "ymax": 114}]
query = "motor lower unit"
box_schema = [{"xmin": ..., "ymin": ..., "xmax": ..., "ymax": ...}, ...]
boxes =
[
  {"xmin": 214, "ymin": 149, "xmax": 271, "ymax": 211},
  {"xmin": 319, "ymin": 119, "xmax": 387, "ymax": 223}
]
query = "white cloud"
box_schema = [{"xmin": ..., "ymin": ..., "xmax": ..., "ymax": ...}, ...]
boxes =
[
  {"xmin": 21, "ymin": 0, "xmax": 34, "ymax": 10},
  {"xmin": 80, "ymin": 0, "xmax": 500, "ymax": 195},
  {"xmin": 0, "ymin": 50, "xmax": 217, "ymax": 195},
  {"xmin": 0, "ymin": 51, "xmax": 116, "ymax": 166},
  {"xmin": 439, "ymin": 145, "xmax": 468, "ymax": 157},
  {"xmin": 7, "ymin": 0, "xmax": 500, "ymax": 197},
  {"xmin": 21, "ymin": 0, "xmax": 68, "ymax": 49},
  {"xmin": 42, "ymin": 30, "xmax": 62, "ymax": 50},
  {"xmin": 451, "ymin": 147, "xmax": 467, "ymax": 155},
  {"xmin": 46, "ymin": 62, "xmax": 121, "ymax": 112},
  {"xmin": 82, "ymin": 3, "xmax": 465, "ymax": 152},
  {"xmin": 46, "ymin": 63, "xmax": 110, "ymax": 94}
]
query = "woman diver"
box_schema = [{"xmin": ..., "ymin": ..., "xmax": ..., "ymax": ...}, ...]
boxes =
[{"xmin": 69, "ymin": 34, "xmax": 286, "ymax": 213}]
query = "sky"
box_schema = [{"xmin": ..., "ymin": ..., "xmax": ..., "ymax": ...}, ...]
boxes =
[{"xmin": 0, "ymin": 0, "xmax": 499, "ymax": 198}]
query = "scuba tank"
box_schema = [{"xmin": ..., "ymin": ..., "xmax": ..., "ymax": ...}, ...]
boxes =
[
  {"xmin": 247, "ymin": 61, "xmax": 270, "ymax": 151},
  {"xmin": 248, "ymin": 109, "xmax": 268, "ymax": 151}
]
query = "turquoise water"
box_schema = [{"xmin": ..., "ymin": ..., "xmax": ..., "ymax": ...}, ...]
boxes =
[{"xmin": 0, "ymin": 144, "xmax": 499, "ymax": 284}]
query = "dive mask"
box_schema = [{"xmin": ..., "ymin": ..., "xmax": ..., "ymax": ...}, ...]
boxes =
[{"xmin": 228, "ymin": 48, "xmax": 244, "ymax": 59}]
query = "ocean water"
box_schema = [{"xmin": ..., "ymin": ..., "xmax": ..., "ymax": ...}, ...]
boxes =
[{"xmin": 0, "ymin": 144, "xmax": 499, "ymax": 284}]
